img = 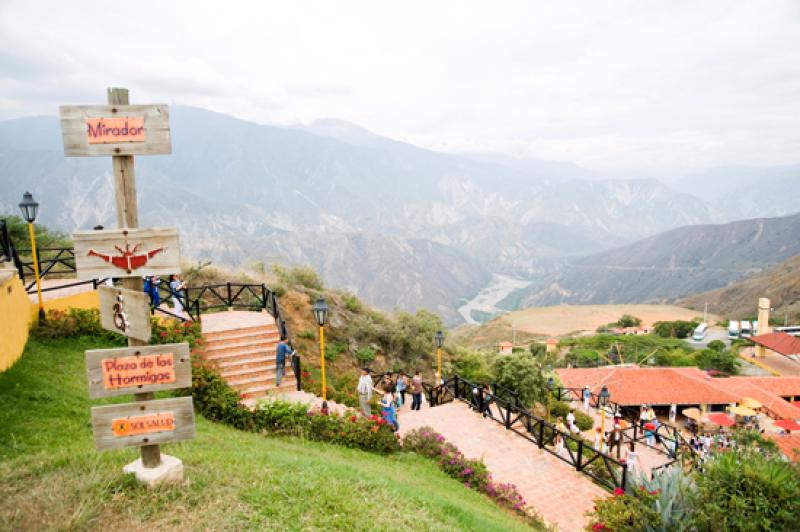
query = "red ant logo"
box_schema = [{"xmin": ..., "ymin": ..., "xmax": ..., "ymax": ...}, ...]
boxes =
[{"xmin": 87, "ymin": 242, "xmax": 166, "ymax": 273}]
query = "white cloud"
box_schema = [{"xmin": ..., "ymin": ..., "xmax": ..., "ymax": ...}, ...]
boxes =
[{"xmin": 1, "ymin": 0, "xmax": 799, "ymax": 172}]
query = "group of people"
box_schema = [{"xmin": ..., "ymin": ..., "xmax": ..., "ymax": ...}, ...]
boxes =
[
  {"xmin": 142, "ymin": 274, "xmax": 186, "ymax": 314},
  {"xmin": 355, "ymin": 369, "xmax": 424, "ymax": 432},
  {"xmin": 689, "ymin": 430, "xmax": 737, "ymax": 461}
]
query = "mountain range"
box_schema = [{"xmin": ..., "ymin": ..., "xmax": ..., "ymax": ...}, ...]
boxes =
[
  {"xmin": 500, "ymin": 212, "xmax": 800, "ymax": 311},
  {"xmin": 1, "ymin": 107, "xmax": 799, "ymax": 324}
]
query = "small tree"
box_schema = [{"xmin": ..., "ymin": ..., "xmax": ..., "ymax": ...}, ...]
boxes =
[
  {"xmin": 707, "ymin": 340, "xmax": 726, "ymax": 353},
  {"xmin": 492, "ymin": 351, "xmax": 545, "ymax": 407},
  {"xmin": 616, "ymin": 314, "xmax": 642, "ymax": 328}
]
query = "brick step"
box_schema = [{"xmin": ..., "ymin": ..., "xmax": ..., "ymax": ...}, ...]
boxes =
[
  {"xmin": 204, "ymin": 338, "xmax": 279, "ymax": 356},
  {"xmin": 204, "ymin": 347, "xmax": 279, "ymax": 364},
  {"xmin": 222, "ymin": 365, "xmax": 291, "ymax": 381},
  {"xmin": 214, "ymin": 355, "xmax": 273, "ymax": 370},
  {"xmin": 235, "ymin": 380, "xmax": 297, "ymax": 399},
  {"xmin": 203, "ymin": 329, "xmax": 280, "ymax": 346},
  {"xmin": 203, "ymin": 325, "xmax": 280, "ymax": 341}
]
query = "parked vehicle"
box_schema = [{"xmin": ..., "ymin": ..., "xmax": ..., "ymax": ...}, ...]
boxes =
[
  {"xmin": 692, "ymin": 322, "xmax": 708, "ymax": 341},
  {"xmin": 728, "ymin": 320, "xmax": 740, "ymax": 339}
]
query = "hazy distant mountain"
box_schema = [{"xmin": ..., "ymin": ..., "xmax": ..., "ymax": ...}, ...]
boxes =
[
  {"xmin": 1, "ymin": 107, "xmax": 796, "ymax": 324},
  {"xmin": 671, "ymin": 165, "xmax": 800, "ymax": 222},
  {"xmin": 458, "ymin": 151, "xmax": 603, "ymax": 181},
  {"xmin": 502, "ymin": 212, "xmax": 800, "ymax": 309},
  {"xmin": 678, "ymin": 253, "xmax": 800, "ymax": 321}
]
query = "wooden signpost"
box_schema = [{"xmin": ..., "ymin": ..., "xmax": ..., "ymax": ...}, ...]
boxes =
[
  {"xmin": 59, "ymin": 104, "xmax": 171, "ymax": 157},
  {"xmin": 97, "ymin": 286, "xmax": 152, "ymax": 342},
  {"xmin": 73, "ymin": 227, "xmax": 181, "ymax": 280},
  {"xmin": 61, "ymin": 87, "xmax": 192, "ymax": 487},
  {"xmin": 85, "ymin": 343, "xmax": 191, "ymax": 398}
]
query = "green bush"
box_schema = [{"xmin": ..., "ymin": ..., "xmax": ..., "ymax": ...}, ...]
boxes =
[
  {"xmin": 653, "ymin": 320, "xmax": 700, "ymax": 339},
  {"xmin": 32, "ymin": 308, "xmax": 125, "ymax": 345},
  {"xmin": 549, "ymin": 401, "xmax": 594, "ymax": 430},
  {"xmin": 616, "ymin": 314, "xmax": 642, "ymax": 328},
  {"xmin": 450, "ymin": 346, "xmax": 494, "ymax": 383},
  {"xmin": 707, "ymin": 340, "xmax": 726, "ymax": 352},
  {"xmin": 355, "ymin": 347, "xmax": 376, "ymax": 365},
  {"xmin": 492, "ymin": 351, "xmax": 545, "ymax": 407},
  {"xmin": 192, "ymin": 362, "xmax": 399, "ymax": 453},
  {"xmin": 271, "ymin": 263, "xmax": 324, "ymax": 291},
  {"xmin": 695, "ymin": 349, "xmax": 739, "ymax": 374},
  {"xmin": 342, "ymin": 292, "xmax": 362, "ymax": 313},
  {"xmin": 691, "ymin": 450, "xmax": 800, "ymax": 531},
  {"xmin": 297, "ymin": 329, "xmax": 316, "ymax": 340}
]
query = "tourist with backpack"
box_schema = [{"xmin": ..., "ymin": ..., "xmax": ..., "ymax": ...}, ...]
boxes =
[
  {"xmin": 275, "ymin": 337, "xmax": 291, "ymax": 387},
  {"xmin": 410, "ymin": 370, "xmax": 423, "ymax": 411}
]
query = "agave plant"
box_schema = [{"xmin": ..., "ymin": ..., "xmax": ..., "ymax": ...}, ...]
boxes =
[{"xmin": 630, "ymin": 465, "xmax": 695, "ymax": 532}]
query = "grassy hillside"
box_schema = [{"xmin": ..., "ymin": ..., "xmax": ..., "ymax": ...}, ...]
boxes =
[
  {"xmin": 678, "ymin": 254, "xmax": 800, "ymax": 322},
  {"xmin": 0, "ymin": 336, "xmax": 531, "ymax": 531}
]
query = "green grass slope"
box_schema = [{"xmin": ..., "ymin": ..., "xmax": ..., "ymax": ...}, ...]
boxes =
[{"xmin": 0, "ymin": 337, "xmax": 531, "ymax": 531}]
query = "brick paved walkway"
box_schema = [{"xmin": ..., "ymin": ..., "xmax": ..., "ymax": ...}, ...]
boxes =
[{"xmin": 398, "ymin": 401, "xmax": 605, "ymax": 531}]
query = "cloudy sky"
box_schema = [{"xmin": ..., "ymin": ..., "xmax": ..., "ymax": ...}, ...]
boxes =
[{"xmin": 1, "ymin": 1, "xmax": 799, "ymax": 172}]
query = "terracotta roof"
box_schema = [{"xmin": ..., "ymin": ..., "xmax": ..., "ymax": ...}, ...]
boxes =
[
  {"xmin": 498, "ymin": 341, "xmax": 513, "ymax": 348},
  {"xmin": 750, "ymin": 332, "xmax": 800, "ymax": 356},
  {"xmin": 711, "ymin": 378, "xmax": 800, "ymax": 420},
  {"xmin": 546, "ymin": 338, "xmax": 559, "ymax": 345},
  {"xmin": 768, "ymin": 434, "xmax": 800, "ymax": 463},
  {"xmin": 735, "ymin": 377, "xmax": 800, "ymax": 397},
  {"xmin": 556, "ymin": 367, "xmax": 738, "ymax": 406},
  {"xmin": 557, "ymin": 367, "xmax": 800, "ymax": 419}
]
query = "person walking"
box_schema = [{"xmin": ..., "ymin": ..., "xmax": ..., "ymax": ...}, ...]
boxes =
[
  {"xmin": 168, "ymin": 274, "xmax": 186, "ymax": 314},
  {"xmin": 411, "ymin": 370, "xmax": 423, "ymax": 411},
  {"xmin": 357, "ymin": 368, "xmax": 373, "ymax": 416},
  {"xmin": 380, "ymin": 384, "xmax": 398, "ymax": 432},
  {"xmin": 593, "ymin": 427, "xmax": 602, "ymax": 451},
  {"xmin": 639, "ymin": 405, "xmax": 648, "ymax": 430},
  {"xmin": 481, "ymin": 384, "xmax": 493, "ymax": 417},
  {"xmin": 669, "ymin": 403, "xmax": 677, "ymax": 424},
  {"xmin": 396, "ymin": 373, "xmax": 407, "ymax": 408},
  {"xmin": 290, "ymin": 342, "xmax": 301, "ymax": 391},
  {"xmin": 567, "ymin": 407, "xmax": 577, "ymax": 433},
  {"xmin": 625, "ymin": 442, "xmax": 639, "ymax": 472},
  {"xmin": 275, "ymin": 336, "xmax": 291, "ymax": 387},
  {"xmin": 554, "ymin": 417, "xmax": 566, "ymax": 454},
  {"xmin": 582, "ymin": 385, "xmax": 591, "ymax": 412}
]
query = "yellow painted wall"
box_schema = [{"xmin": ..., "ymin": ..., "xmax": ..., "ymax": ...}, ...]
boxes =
[
  {"xmin": 0, "ymin": 272, "xmax": 32, "ymax": 372},
  {"xmin": 29, "ymin": 290, "xmax": 100, "ymax": 324}
]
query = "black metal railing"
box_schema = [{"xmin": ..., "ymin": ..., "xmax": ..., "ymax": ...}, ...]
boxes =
[
  {"xmin": 18, "ymin": 247, "xmax": 77, "ymax": 291},
  {"xmin": 430, "ymin": 374, "xmax": 630, "ymax": 491}
]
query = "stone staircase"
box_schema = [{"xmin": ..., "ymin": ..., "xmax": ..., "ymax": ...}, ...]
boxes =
[{"xmin": 199, "ymin": 312, "xmax": 296, "ymax": 400}]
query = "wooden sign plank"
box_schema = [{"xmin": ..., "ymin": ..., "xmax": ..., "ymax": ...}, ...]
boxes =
[
  {"xmin": 98, "ymin": 285, "xmax": 152, "ymax": 342},
  {"xmin": 85, "ymin": 343, "xmax": 191, "ymax": 398},
  {"xmin": 91, "ymin": 396, "xmax": 194, "ymax": 451},
  {"xmin": 59, "ymin": 104, "xmax": 171, "ymax": 156},
  {"xmin": 72, "ymin": 227, "xmax": 181, "ymax": 280}
]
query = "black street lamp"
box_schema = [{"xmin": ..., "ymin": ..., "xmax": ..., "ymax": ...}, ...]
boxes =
[
  {"xmin": 434, "ymin": 330, "xmax": 445, "ymax": 385},
  {"xmin": 312, "ymin": 297, "xmax": 329, "ymax": 399},
  {"xmin": 19, "ymin": 192, "xmax": 44, "ymax": 320},
  {"xmin": 599, "ymin": 385, "xmax": 611, "ymax": 432},
  {"xmin": 546, "ymin": 376, "xmax": 554, "ymax": 421}
]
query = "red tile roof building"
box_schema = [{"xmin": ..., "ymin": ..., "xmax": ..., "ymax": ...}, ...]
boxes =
[
  {"xmin": 556, "ymin": 367, "xmax": 800, "ymax": 419},
  {"xmin": 750, "ymin": 332, "xmax": 800, "ymax": 356}
]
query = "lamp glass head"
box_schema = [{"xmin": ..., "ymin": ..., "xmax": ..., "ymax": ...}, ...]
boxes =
[
  {"xmin": 434, "ymin": 330, "xmax": 445, "ymax": 348},
  {"xmin": 19, "ymin": 191, "xmax": 39, "ymax": 224},
  {"xmin": 312, "ymin": 297, "xmax": 328, "ymax": 327}
]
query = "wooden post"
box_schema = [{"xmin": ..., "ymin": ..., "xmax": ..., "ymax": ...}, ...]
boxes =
[{"xmin": 108, "ymin": 87, "xmax": 160, "ymax": 469}]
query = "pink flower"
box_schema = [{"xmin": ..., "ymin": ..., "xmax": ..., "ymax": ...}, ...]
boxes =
[
  {"xmin": 613, "ymin": 488, "xmax": 625, "ymax": 496},
  {"xmin": 592, "ymin": 524, "xmax": 607, "ymax": 531}
]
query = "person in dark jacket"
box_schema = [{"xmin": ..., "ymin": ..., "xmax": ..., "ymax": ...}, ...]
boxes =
[
  {"xmin": 275, "ymin": 337, "xmax": 291, "ymax": 387},
  {"xmin": 289, "ymin": 340, "xmax": 301, "ymax": 391}
]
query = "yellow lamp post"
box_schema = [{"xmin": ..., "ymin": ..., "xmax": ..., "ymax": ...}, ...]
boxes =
[
  {"xmin": 598, "ymin": 384, "xmax": 610, "ymax": 434},
  {"xmin": 312, "ymin": 297, "xmax": 329, "ymax": 401},
  {"xmin": 19, "ymin": 192, "xmax": 45, "ymax": 320},
  {"xmin": 546, "ymin": 376, "xmax": 554, "ymax": 422}
]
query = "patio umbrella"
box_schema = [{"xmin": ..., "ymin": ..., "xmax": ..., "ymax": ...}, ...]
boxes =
[
  {"xmin": 740, "ymin": 397, "xmax": 762, "ymax": 409},
  {"xmin": 682, "ymin": 407, "xmax": 702, "ymax": 420},
  {"xmin": 707, "ymin": 413, "xmax": 735, "ymax": 427},
  {"xmin": 730, "ymin": 406, "xmax": 757, "ymax": 417},
  {"xmin": 774, "ymin": 419, "xmax": 800, "ymax": 431}
]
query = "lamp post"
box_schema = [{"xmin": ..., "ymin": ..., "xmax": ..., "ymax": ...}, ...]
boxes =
[
  {"xmin": 19, "ymin": 192, "xmax": 44, "ymax": 320},
  {"xmin": 312, "ymin": 297, "xmax": 329, "ymax": 401},
  {"xmin": 546, "ymin": 376, "xmax": 554, "ymax": 422},
  {"xmin": 434, "ymin": 330, "xmax": 445, "ymax": 385},
  {"xmin": 599, "ymin": 384, "xmax": 610, "ymax": 434}
]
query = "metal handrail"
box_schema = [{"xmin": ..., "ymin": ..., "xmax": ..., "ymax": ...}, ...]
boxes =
[{"xmin": 423, "ymin": 374, "xmax": 629, "ymax": 491}]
